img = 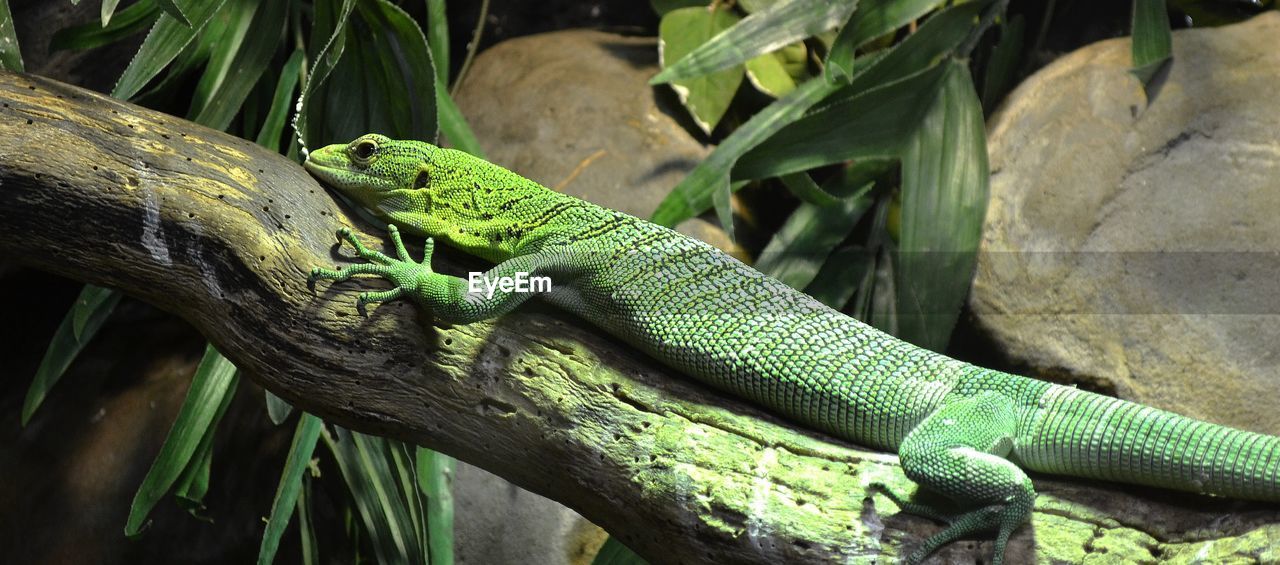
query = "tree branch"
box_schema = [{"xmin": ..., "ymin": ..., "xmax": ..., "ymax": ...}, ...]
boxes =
[{"xmin": 1, "ymin": 70, "xmax": 1277, "ymax": 563}]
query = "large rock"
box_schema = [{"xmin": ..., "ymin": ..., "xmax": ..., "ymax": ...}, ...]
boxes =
[{"xmin": 973, "ymin": 13, "xmax": 1280, "ymax": 433}]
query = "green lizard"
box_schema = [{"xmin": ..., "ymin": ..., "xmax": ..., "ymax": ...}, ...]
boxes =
[{"xmin": 305, "ymin": 134, "xmax": 1280, "ymax": 564}]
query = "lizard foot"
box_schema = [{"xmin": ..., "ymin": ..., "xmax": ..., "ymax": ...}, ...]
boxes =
[{"xmin": 309, "ymin": 225, "xmax": 436, "ymax": 309}]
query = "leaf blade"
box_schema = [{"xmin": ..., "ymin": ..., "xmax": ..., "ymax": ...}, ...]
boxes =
[
  {"xmin": 125, "ymin": 345, "xmax": 239, "ymax": 537},
  {"xmin": 258, "ymin": 413, "xmax": 323, "ymax": 565},
  {"xmin": 651, "ymin": 0, "xmax": 856, "ymax": 84},
  {"xmin": 112, "ymin": 0, "xmax": 231, "ymax": 100}
]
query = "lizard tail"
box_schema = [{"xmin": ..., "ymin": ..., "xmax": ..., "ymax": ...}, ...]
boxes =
[{"xmin": 1015, "ymin": 384, "xmax": 1280, "ymax": 501}]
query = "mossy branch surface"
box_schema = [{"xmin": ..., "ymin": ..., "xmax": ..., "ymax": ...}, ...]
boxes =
[{"xmin": 1, "ymin": 71, "xmax": 1277, "ymax": 564}]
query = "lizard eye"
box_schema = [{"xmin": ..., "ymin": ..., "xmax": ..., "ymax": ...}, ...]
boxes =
[
  {"xmin": 413, "ymin": 169, "xmax": 431, "ymax": 189},
  {"xmin": 351, "ymin": 139, "xmax": 377, "ymax": 163}
]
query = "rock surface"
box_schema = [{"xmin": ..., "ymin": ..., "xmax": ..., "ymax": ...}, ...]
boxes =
[
  {"xmin": 974, "ymin": 13, "xmax": 1280, "ymax": 433},
  {"xmin": 449, "ymin": 29, "xmax": 732, "ymax": 564}
]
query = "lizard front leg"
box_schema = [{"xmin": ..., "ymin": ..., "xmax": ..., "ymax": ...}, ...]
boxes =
[{"xmin": 310, "ymin": 225, "xmax": 577, "ymax": 324}]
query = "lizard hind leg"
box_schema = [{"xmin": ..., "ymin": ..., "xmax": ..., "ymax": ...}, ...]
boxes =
[{"xmin": 889, "ymin": 391, "xmax": 1035, "ymax": 565}]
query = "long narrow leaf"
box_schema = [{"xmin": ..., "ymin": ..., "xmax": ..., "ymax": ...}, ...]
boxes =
[
  {"xmin": 650, "ymin": 74, "xmax": 843, "ymax": 227},
  {"xmin": 22, "ymin": 286, "xmax": 123, "ymax": 425},
  {"xmin": 426, "ymin": 0, "xmax": 448, "ymax": 84},
  {"xmin": 756, "ymin": 193, "xmax": 873, "ymax": 290},
  {"xmin": 51, "ymin": 0, "xmax": 159, "ymax": 53},
  {"xmin": 295, "ymin": 0, "xmax": 359, "ymax": 149},
  {"xmin": 980, "ymin": 14, "xmax": 1023, "ymax": 113},
  {"xmin": 736, "ymin": 63, "xmax": 947, "ymax": 179},
  {"xmin": 174, "ymin": 377, "xmax": 235, "ymax": 514},
  {"xmin": 155, "ymin": 0, "xmax": 190, "ymax": 27},
  {"xmin": 112, "ymin": 0, "xmax": 231, "ymax": 100},
  {"xmin": 846, "ymin": 0, "xmax": 948, "ymax": 53},
  {"xmin": 325, "ymin": 428, "xmax": 429, "ymax": 564},
  {"xmin": 258, "ymin": 412, "xmax": 323, "ymax": 565},
  {"xmin": 0, "ymin": 0, "xmax": 21, "ymax": 72},
  {"xmin": 417, "ymin": 447, "xmax": 454, "ymax": 565},
  {"xmin": 303, "ymin": 0, "xmax": 436, "ymax": 147},
  {"xmin": 255, "ymin": 48, "xmax": 305, "ymax": 152},
  {"xmin": 437, "ymin": 81, "xmax": 484, "ymax": 157},
  {"xmin": 651, "ymin": 0, "xmax": 856, "ymax": 84},
  {"xmin": 72, "ymin": 284, "xmax": 120, "ymax": 342},
  {"xmin": 297, "ymin": 475, "xmax": 319, "ymax": 565},
  {"xmin": 193, "ymin": 0, "xmax": 288, "ymax": 130},
  {"xmin": 1130, "ymin": 0, "xmax": 1172, "ymax": 93},
  {"xmin": 189, "ymin": 0, "xmax": 256, "ymax": 120},
  {"xmin": 894, "ymin": 60, "xmax": 989, "ymax": 349},
  {"xmin": 102, "ymin": 0, "xmax": 121, "ymax": 27},
  {"xmin": 815, "ymin": 1, "xmax": 988, "ymax": 112},
  {"xmin": 264, "ymin": 389, "xmax": 295, "ymax": 425},
  {"xmin": 125, "ymin": 345, "xmax": 239, "ymax": 537}
]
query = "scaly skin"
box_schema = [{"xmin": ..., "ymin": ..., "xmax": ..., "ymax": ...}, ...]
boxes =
[{"xmin": 305, "ymin": 134, "xmax": 1280, "ymax": 564}]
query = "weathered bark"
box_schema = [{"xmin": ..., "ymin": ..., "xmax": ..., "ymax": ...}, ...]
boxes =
[{"xmin": 1, "ymin": 70, "xmax": 1278, "ymax": 564}]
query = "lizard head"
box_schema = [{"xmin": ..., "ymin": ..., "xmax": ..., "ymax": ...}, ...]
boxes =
[{"xmin": 304, "ymin": 134, "xmax": 525, "ymax": 261}]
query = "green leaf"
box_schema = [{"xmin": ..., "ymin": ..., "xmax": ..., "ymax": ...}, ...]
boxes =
[
  {"xmin": 824, "ymin": 0, "xmax": 948, "ymax": 82},
  {"xmin": 295, "ymin": 0, "xmax": 358, "ymax": 149},
  {"xmin": 652, "ymin": 1, "xmax": 985, "ymax": 227},
  {"xmin": 297, "ymin": 475, "xmax": 319, "ymax": 565},
  {"xmin": 426, "ymin": 0, "xmax": 449, "ymax": 85},
  {"xmin": 191, "ymin": 0, "xmax": 287, "ymax": 130},
  {"xmin": 815, "ymin": 1, "xmax": 987, "ymax": 113},
  {"xmin": 651, "ymin": 0, "xmax": 856, "ymax": 85},
  {"xmin": 22, "ymin": 285, "xmax": 123, "ymax": 425},
  {"xmin": 1131, "ymin": 0, "xmax": 1172, "ymax": 94},
  {"xmin": 981, "ymin": 13, "xmax": 1023, "ymax": 113},
  {"xmin": 777, "ymin": 171, "xmax": 839, "ymax": 207},
  {"xmin": 323, "ymin": 428, "xmax": 429, "ymax": 565},
  {"xmin": 893, "ymin": 60, "xmax": 989, "ymax": 349},
  {"xmin": 302, "ymin": 0, "xmax": 437, "ymax": 147},
  {"xmin": 417, "ymin": 447, "xmax": 455, "ymax": 565},
  {"xmin": 737, "ymin": 64, "xmax": 944, "ymax": 180},
  {"xmin": 756, "ymin": 192, "xmax": 873, "ymax": 290},
  {"xmin": 188, "ymin": 0, "xmax": 256, "ymax": 121},
  {"xmin": 742, "ymin": 60, "xmax": 989, "ymax": 349},
  {"xmin": 744, "ymin": 51, "xmax": 797, "ymax": 97},
  {"xmin": 264, "ymin": 389, "xmax": 294, "ymax": 425},
  {"xmin": 112, "ymin": 0, "xmax": 231, "ymax": 100},
  {"xmin": 126, "ymin": 345, "xmax": 239, "ymax": 537},
  {"xmin": 256, "ymin": 48, "xmax": 305, "ymax": 152},
  {"xmin": 806, "ymin": 195, "xmax": 892, "ymax": 312},
  {"xmin": 591, "ymin": 536, "xmax": 648, "ymax": 565},
  {"xmin": 155, "ymin": 0, "xmax": 190, "ymax": 27},
  {"xmin": 174, "ymin": 379, "xmax": 235, "ymax": 516},
  {"xmin": 258, "ymin": 413, "xmax": 323, "ymax": 565},
  {"xmin": 0, "ymin": 0, "xmax": 22, "ymax": 72},
  {"xmin": 51, "ymin": 0, "xmax": 159, "ymax": 53},
  {"xmin": 650, "ymin": 74, "xmax": 844, "ymax": 227},
  {"xmin": 102, "ymin": 0, "xmax": 121, "ymax": 27},
  {"xmin": 71, "ymin": 284, "xmax": 120, "ymax": 342},
  {"xmin": 438, "ymin": 79, "xmax": 485, "ymax": 157},
  {"xmin": 658, "ymin": 6, "xmax": 744, "ymax": 134},
  {"xmin": 174, "ymin": 439, "xmax": 212, "ymax": 511},
  {"xmin": 848, "ymin": 0, "xmax": 948, "ymax": 53}
]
